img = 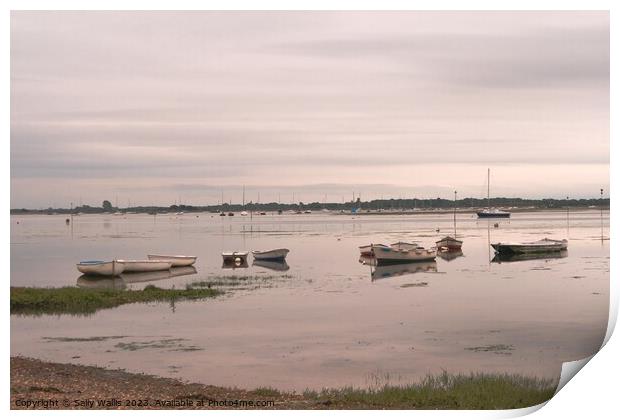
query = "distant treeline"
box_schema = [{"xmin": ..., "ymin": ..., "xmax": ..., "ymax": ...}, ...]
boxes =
[{"xmin": 10, "ymin": 197, "xmax": 610, "ymax": 215}]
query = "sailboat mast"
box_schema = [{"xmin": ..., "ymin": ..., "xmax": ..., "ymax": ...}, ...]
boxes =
[
  {"xmin": 487, "ymin": 168, "xmax": 491, "ymax": 209},
  {"xmin": 454, "ymin": 190, "xmax": 457, "ymax": 237}
]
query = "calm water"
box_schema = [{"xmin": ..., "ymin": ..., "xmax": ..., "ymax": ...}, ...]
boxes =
[{"xmin": 10, "ymin": 210, "xmax": 609, "ymax": 391}]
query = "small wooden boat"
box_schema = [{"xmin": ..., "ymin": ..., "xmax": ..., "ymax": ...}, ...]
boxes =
[
  {"xmin": 435, "ymin": 236, "xmax": 463, "ymax": 251},
  {"xmin": 222, "ymin": 251, "xmax": 249, "ymax": 263},
  {"xmin": 390, "ymin": 241, "xmax": 418, "ymax": 250},
  {"xmin": 147, "ymin": 254, "xmax": 197, "ymax": 267},
  {"xmin": 371, "ymin": 244, "xmax": 436, "ymax": 264},
  {"xmin": 252, "ymin": 248, "xmax": 289, "ymax": 261},
  {"xmin": 76, "ymin": 260, "xmax": 125, "ymax": 276},
  {"xmin": 115, "ymin": 259, "xmax": 172, "ymax": 272},
  {"xmin": 252, "ymin": 259, "xmax": 290, "ymax": 271},
  {"xmin": 491, "ymin": 238, "xmax": 568, "ymax": 255},
  {"xmin": 359, "ymin": 243, "xmax": 388, "ymax": 256},
  {"xmin": 222, "ymin": 252, "xmax": 249, "ymax": 268}
]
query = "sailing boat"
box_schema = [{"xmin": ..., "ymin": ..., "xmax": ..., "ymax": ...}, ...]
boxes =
[
  {"xmin": 436, "ymin": 190, "xmax": 463, "ymax": 250},
  {"xmin": 240, "ymin": 186, "xmax": 248, "ymax": 216},
  {"xmin": 477, "ymin": 169, "xmax": 510, "ymax": 218}
]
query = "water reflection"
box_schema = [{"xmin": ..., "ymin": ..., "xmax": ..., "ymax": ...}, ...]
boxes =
[
  {"xmin": 76, "ymin": 266, "xmax": 198, "ymax": 288},
  {"xmin": 252, "ymin": 259, "xmax": 290, "ymax": 272},
  {"xmin": 122, "ymin": 266, "xmax": 197, "ymax": 284},
  {"xmin": 491, "ymin": 250, "xmax": 568, "ymax": 263},
  {"xmin": 359, "ymin": 256, "xmax": 438, "ymax": 281},
  {"xmin": 76, "ymin": 275, "xmax": 126, "ymax": 290},
  {"xmin": 222, "ymin": 259, "xmax": 249, "ymax": 269},
  {"xmin": 438, "ymin": 249, "xmax": 464, "ymax": 262}
]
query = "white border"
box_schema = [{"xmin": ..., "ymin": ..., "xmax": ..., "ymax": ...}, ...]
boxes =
[{"xmin": 4, "ymin": 1, "xmax": 615, "ymax": 419}]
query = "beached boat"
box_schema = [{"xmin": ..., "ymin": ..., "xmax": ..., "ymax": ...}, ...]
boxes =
[
  {"xmin": 76, "ymin": 260, "xmax": 125, "ymax": 276},
  {"xmin": 252, "ymin": 259, "xmax": 290, "ymax": 272},
  {"xmin": 491, "ymin": 238, "xmax": 568, "ymax": 255},
  {"xmin": 435, "ymin": 236, "xmax": 463, "ymax": 251},
  {"xmin": 371, "ymin": 244, "xmax": 436, "ymax": 264},
  {"xmin": 477, "ymin": 169, "xmax": 511, "ymax": 218},
  {"xmin": 147, "ymin": 254, "xmax": 197, "ymax": 267},
  {"xmin": 115, "ymin": 259, "xmax": 172, "ymax": 272},
  {"xmin": 252, "ymin": 248, "xmax": 289, "ymax": 261}
]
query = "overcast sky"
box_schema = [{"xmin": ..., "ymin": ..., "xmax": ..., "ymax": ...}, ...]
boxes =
[{"xmin": 11, "ymin": 11, "xmax": 609, "ymax": 208}]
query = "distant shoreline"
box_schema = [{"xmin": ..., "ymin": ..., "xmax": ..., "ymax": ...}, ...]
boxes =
[{"xmin": 10, "ymin": 205, "xmax": 609, "ymax": 216}]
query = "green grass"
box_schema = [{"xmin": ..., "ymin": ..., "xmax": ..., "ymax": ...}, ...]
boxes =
[
  {"xmin": 302, "ymin": 372, "xmax": 556, "ymax": 409},
  {"xmin": 10, "ymin": 285, "xmax": 223, "ymax": 316}
]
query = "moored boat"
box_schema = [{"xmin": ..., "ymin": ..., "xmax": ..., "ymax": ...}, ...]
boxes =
[
  {"xmin": 371, "ymin": 244, "xmax": 436, "ymax": 264},
  {"xmin": 477, "ymin": 208, "xmax": 511, "ymax": 218},
  {"xmin": 477, "ymin": 169, "xmax": 511, "ymax": 218},
  {"xmin": 147, "ymin": 254, "xmax": 197, "ymax": 267},
  {"xmin": 115, "ymin": 259, "xmax": 172, "ymax": 272},
  {"xmin": 252, "ymin": 248, "xmax": 289, "ymax": 261},
  {"xmin": 390, "ymin": 241, "xmax": 418, "ymax": 250},
  {"xmin": 491, "ymin": 238, "xmax": 568, "ymax": 255},
  {"xmin": 222, "ymin": 251, "xmax": 249, "ymax": 262},
  {"xmin": 359, "ymin": 243, "xmax": 388, "ymax": 257},
  {"xmin": 76, "ymin": 260, "xmax": 125, "ymax": 276},
  {"xmin": 435, "ymin": 236, "xmax": 463, "ymax": 251},
  {"xmin": 222, "ymin": 251, "xmax": 249, "ymax": 268}
]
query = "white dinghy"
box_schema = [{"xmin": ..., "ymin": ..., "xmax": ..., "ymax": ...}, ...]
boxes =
[
  {"xmin": 147, "ymin": 254, "xmax": 197, "ymax": 267},
  {"xmin": 77, "ymin": 260, "xmax": 125, "ymax": 276},
  {"xmin": 115, "ymin": 260, "xmax": 172, "ymax": 272},
  {"xmin": 371, "ymin": 244, "xmax": 436, "ymax": 264},
  {"xmin": 252, "ymin": 248, "xmax": 289, "ymax": 261}
]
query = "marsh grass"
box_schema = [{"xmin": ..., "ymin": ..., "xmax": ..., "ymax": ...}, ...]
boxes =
[
  {"xmin": 10, "ymin": 285, "xmax": 222, "ymax": 316},
  {"xmin": 188, "ymin": 274, "xmax": 293, "ymax": 290},
  {"xmin": 302, "ymin": 372, "xmax": 556, "ymax": 409}
]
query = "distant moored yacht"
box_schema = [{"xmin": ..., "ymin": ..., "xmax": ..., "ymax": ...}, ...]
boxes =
[{"xmin": 477, "ymin": 168, "xmax": 511, "ymax": 218}]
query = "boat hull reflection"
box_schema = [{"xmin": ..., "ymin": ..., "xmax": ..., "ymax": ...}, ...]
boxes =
[
  {"xmin": 121, "ymin": 266, "xmax": 197, "ymax": 283},
  {"xmin": 360, "ymin": 256, "xmax": 437, "ymax": 281},
  {"xmin": 438, "ymin": 249, "xmax": 464, "ymax": 261},
  {"xmin": 76, "ymin": 275, "xmax": 126, "ymax": 290},
  {"xmin": 491, "ymin": 250, "xmax": 568, "ymax": 263},
  {"xmin": 252, "ymin": 259, "xmax": 290, "ymax": 271},
  {"xmin": 77, "ymin": 266, "xmax": 197, "ymax": 288}
]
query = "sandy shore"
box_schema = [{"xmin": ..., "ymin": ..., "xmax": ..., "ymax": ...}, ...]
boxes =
[{"xmin": 10, "ymin": 357, "xmax": 313, "ymax": 410}]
